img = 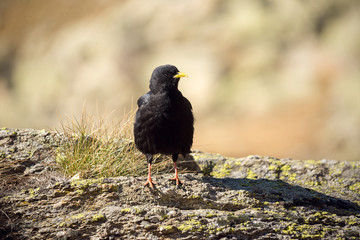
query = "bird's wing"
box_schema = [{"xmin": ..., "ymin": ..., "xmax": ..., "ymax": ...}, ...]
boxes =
[
  {"xmin": 184, "ymin": 97, "xmax": 193, "ymax": 111},
  {"xmin": 137, "ymin": 92, "xmax": 151, "ymax": 107}
]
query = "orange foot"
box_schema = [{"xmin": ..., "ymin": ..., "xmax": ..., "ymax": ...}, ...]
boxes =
[
  {"xmin": 170, "ymin": 176, "xmax": 182, "ymax": 185},
  {"xmin": 144, "ymin": 177, "xmax": 156, "ymax": 188}
]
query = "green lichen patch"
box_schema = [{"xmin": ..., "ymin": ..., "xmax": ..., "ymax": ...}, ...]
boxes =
[
  {"xmin": 246, "ymin": 169, "xmax": 258, "ymax": 179},
  {"xmin": 212, "ymin": 163, "xmax": 232, "ymax": 178},
  {"xmin": 349, "ymin": 182, "xmax": 360, "ymax": 195},
  {"xmin": 177, "ymin": 219, "xmax": 204, "ymax": 232},
  {"xmin": 90, "ymin": 213, "xmax": 105, "ymax": 223},
  {"xmin": 70, "ymin": 178, "xmax": 105, "ymax": 189},
  {"xmin": 120, "ymin": 208, "xmax": 132, "ymax": 214},
  {"xmin": 159, "ymin": 225, "xmax": 177, "ymax": 234},
  {"xmin": 71, "ymin": 213, "xmax": 86, "ymax": 220},
  {"xmin": 26, "ymin": 187, "xmax": 40, "ymax": 198},
  {"xmin": 1, "ymin": 129, "xmax": 360, "ymax": 239},
  {"xmin": 279, "ymin": 222, "xmax": 331, "ymax": 239}
]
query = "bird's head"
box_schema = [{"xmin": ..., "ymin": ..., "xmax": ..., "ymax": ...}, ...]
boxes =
[{"xmin": 149, "ymin": 64, "xmax": 188, "ymax": 93}]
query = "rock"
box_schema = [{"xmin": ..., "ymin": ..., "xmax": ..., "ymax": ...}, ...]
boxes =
[{"xmin": 0, "ymin": 128, "xmax": 359, "ymax": 239}]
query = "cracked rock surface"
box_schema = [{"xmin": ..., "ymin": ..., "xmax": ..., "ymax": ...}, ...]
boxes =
[{"xmin": 1, "ymin": 128, "xmax": 360, "ymax": 239}]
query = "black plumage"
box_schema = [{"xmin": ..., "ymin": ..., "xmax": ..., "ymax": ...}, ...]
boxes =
[{"xmin": 134, "ymin": 64, "xmax": 194, "ymax": 187}]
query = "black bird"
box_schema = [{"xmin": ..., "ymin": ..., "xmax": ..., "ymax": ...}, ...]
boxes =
[{"xmin": 134, "ymin": 64, "xmax": 194, "ymax": 187}]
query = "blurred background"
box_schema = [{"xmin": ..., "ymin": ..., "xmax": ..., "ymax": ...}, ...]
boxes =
[{"xmin": 0, "ymin": 0, "xmax": 359, "ymax": 161}]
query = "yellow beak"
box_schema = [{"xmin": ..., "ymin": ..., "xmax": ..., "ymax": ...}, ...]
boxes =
[{"xmin": 174, "ymin": 72, "xmax": 188, "ymax": 78}]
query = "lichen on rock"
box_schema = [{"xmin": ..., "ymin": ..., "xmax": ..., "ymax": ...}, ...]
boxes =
[{"xmin": 1, "ymin": 129, "xmax": 359, "ymax": 239}]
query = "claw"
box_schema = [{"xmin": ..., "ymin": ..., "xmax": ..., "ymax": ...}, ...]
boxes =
[
  {"xmin": 144, "ymin": 177, "xmax": 156, "ymax": 188},
  {"xmin": 170, "ymin": 161, "xmax": 182, "ymax": 185},
  {"xmin": 169, "ymin": 176, "xmax": 182, "ymax": 185},
  {"xmin": 144, "ymin": 162, "xmax": 156, "ymax": 188}
]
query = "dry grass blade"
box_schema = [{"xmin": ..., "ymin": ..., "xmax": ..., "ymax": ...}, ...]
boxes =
[{"xmin": 56, "ymin": 108, "xmax": 172, "ymax": 179}]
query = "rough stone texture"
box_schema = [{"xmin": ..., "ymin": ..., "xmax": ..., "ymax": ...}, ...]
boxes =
[
  {"xmin": 1, "ymin": 1, "xmax": 360, "ymax": 161},
  {"xmin": 1, "ymin": 128, "xmax": 360, "ymax": 239}
]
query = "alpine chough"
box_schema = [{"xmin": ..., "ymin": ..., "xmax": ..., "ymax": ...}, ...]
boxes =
[{"xmin": 134, "ymin": 64, "xmax": 194, "ymax": 187}]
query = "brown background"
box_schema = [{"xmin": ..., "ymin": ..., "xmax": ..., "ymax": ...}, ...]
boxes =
[{"xmin": 0, "ymin": 0, "xmax": 359, "ymax": 161}]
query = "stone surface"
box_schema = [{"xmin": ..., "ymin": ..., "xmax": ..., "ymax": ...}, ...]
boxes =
[
  {"xmin": 1, "ymin": 1, "xmax": 360, "ymax": 161},
  {"xmin": 1, "ymin": 128, "xmax": 359, "ymax": 239}
]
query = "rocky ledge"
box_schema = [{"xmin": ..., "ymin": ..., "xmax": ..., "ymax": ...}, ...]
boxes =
[{"xmin": 0, "ymin": 128, "xmax": 359, "ymax": 239}]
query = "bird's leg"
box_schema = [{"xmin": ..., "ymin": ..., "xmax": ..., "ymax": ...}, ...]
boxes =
[
  {"xmin": 144, "ymin": 154, "xmax": 156, "ymax": 188},
  {"xmin": 170, "ymin": 153, "xmax": 182, "ymax": 185}
]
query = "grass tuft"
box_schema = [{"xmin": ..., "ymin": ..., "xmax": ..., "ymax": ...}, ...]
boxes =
[{"xmin": 56, "ymin": 108, "xmax": 171, "ymax": 179}]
